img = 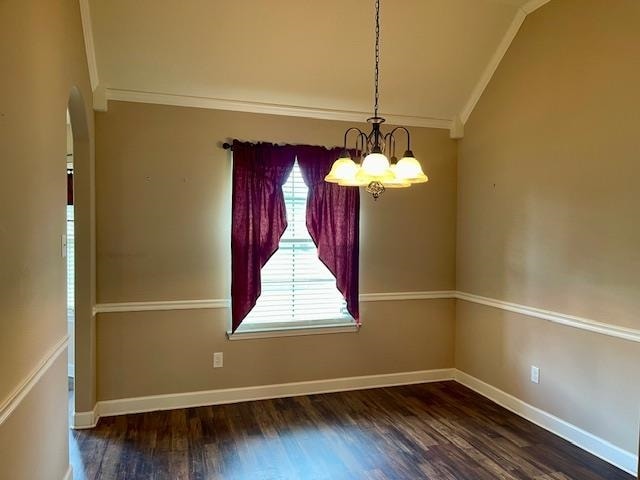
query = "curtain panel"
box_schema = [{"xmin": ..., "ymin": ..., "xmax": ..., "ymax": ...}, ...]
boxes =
[
  {"xmin": 297, "ymin": 146, "xmax": 360, "ymax": 325},
  {"xmin": 230, "ymin": 140, "xmax": 297, "ymax": 332},
  {"xmin": 230, "ymin": 141, "xmax": 360, "ymax": 332},
  {"xmin": 67, "ymin": 170, "xmax": 73, "ymax": 205}
]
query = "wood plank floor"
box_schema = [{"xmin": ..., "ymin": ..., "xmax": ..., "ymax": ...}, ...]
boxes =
[{"xmin": 70, "ymin": 381, "xmax": 633, "ymax": 480}]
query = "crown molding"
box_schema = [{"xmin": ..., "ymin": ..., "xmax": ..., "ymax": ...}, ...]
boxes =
[
  {"xmin": 78, "ymin": 0, "xmax": 99, "ymax": 91},
  {"xmin": 103, "ymin": 88, "xmax": 453, "ymax": 131},
  {"xmin": 459, "ymin": 0, "xmax": 553, "ymax": 124},
  {"xmin": 84, "ymin": 1, "xmax": 555, "ymax": 134},
  {"xmin": 521, "ymin": 0, "xmax": 553, "ymax": 15},
  {"xmin": 459, "ymin": 8, "xmax": 526, "ymax": 123}
]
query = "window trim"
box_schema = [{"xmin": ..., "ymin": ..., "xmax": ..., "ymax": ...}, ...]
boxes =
[{"xmin": 227, "ymin": 321, "xmax": 359, "ymax": 341}]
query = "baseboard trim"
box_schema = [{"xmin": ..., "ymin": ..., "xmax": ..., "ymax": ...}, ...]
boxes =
[
  {"xmin": 454, "ymin": 369, "xmax": 638, "ymax": 476},
  {"xmin": 95, "ymin": 368, "xmax": 455, "ymax": 419},
  {"xmin": 62, "ymin": 464, "xmax": 73, "ymax": 480},
  {"xmin": 72, "ymin": 404, "xmax": 100, "ymax": 430},
  {"xmin": 0, "ymin": 335, "xmax": 69, "ymax": 426},
  {"xmin": 77, "ymin": 367, "xmax": 637, "ymax": 475}
]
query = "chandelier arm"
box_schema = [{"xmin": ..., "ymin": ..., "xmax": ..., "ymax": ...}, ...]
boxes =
[
  {"xmin": 387, "ymin": 126, "xmax": 412, "ymax": 151},
  {"xmin": 342, "ymin": 127, "xmax": 366, "ymax": 150},
  {"xmin": 358, "ymin": 132, "xmax": 368, "ymax": 159},
  {"xmin": 384, "ymin": 132, "xmax": 396, "ymax": 159}
]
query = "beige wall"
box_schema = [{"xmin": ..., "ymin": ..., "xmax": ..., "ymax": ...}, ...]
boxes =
[
  {"xmin": 94, "ymin": 101, "xmax": 458, "ymax": 399},
  {"xmin": 456, "ymin": 301, "xmax": 640, "ymax": 453},
  {"xmin": 98, "ymin": 300, "xmax": 454, "ymax": 400},
  {"xmin": 0, "ymin": 357, "xmax": 70, "ymax": 480},
  {"xmin": 0, "ymin": 0, "xmax": 95, "ymax": 477},
  {"xmin": 457, "ymin": 0, "xmax": 640, "ymax": 455}
]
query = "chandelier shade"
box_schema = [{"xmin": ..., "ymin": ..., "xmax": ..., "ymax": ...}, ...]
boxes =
[
  {"xmin": 325, "ymin": 155, "xmax": 359, "ymax": 183},
  {"xmin": 361, "ymin": 149, "xmax": 390, "ymax": 176},
  {"xmin": 324, "ymin": 0, "xmax": 429, "ymax": 200},
  {"xmin": 395, "ymin": 151, "xmax": 429, "ymax": 183}
]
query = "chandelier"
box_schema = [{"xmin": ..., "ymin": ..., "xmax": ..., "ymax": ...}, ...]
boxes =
[{"xmin": 324, "ymin": 0, "xmax": 428, "ymax": 200}]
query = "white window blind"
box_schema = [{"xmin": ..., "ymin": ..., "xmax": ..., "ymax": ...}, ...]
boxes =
[
  {"xmin": 66, "ymin": 204, "xmax": 75, "ymax": 318},
  {"xmin": 239, "ymin": 160, "xmax": 352, "ymax": 331}
]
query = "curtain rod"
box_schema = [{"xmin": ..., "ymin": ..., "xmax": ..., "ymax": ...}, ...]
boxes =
[{"xmin": 222, "ymin": 140, "xmax": 344, "ymax": 152}]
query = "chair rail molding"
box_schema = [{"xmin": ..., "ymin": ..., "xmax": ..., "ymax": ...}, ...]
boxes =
[
  {"xmin": 0, "ymin": 335, "xmax": 69, "ymax": 426},
  {"xmin": 95, "ymin": 290, "xmax": 640, "ymax": 343},
  {"xmin": 456, "ymin": 291, "xmax": 640, "ymax": 343},
  {"xmin": 62, "ymin": 465, "xmax": 73, "ymax": 480}
]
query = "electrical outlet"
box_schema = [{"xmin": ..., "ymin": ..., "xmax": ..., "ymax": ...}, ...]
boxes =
[
  {"xmin": 61, "ymin": 234, "xmax": 67, "ymax": 258},
  {"xmin": 213, "ymin": 352, "xmax": 223, "ymax": 368},
  {"xmin": 530, "ymin": 365, "xmax": 540, "ymax": 384}
]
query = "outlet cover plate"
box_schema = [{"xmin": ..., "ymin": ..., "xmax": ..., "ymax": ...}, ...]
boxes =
[
  {"xmin": 213, "ymin": 352, "xmax": 223, "ymax": 368},
  {"xmin": 530, "ymin": 365, "xmax": 540, "ymax": 384}
]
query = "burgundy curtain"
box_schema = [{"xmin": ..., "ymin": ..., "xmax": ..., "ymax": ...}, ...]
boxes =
[
  {"xmin": 297, "ymin": 146, "xmax": 360, "ymax": 324},
  {"xmin": 231, "ymin": 140, "xmax": 296, "ymax": 332},
  {"xmin": 67, "ymin": 170, "xmax": 73, "ymax": 205}
]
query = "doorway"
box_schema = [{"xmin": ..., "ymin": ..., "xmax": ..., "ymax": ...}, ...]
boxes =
[
  {"xmin": 66, "ymin": 109, "xmax": 75, "ymax": 420},
  {"xmin": 66, "ymin": 86, "xmax": 94, "ymax": 430}
]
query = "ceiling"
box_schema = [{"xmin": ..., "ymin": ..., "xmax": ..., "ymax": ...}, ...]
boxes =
[{"xmin": 85, "ymin": 0, "xmax": 546, "ymax": 135}]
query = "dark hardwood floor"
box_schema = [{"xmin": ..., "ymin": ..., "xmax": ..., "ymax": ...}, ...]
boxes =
[{"xmin": 70, "ymin": 381, "xmax": 633, "ymax": 480}]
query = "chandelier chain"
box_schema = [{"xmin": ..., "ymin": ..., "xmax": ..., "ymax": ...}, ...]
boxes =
[{"xmin": 374, "ymin": 0, "xmax": 380, "ymax": 118}]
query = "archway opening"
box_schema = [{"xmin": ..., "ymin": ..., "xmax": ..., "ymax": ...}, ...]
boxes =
[
  {"xmin": 66, "ymin": 109, "xmax": 75, "ymax": 422},
  {"xmin": 66, "ymin": 85, "xmax": 93, "ymax": 431}
]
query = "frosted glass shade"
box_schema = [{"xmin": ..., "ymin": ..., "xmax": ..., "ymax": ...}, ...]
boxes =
[
  {"xmin": 361, "ymin": 152, "xmax": 390, "ymax": 176},
  {"xmin": 337, "ymin": 164, "xmax": 367, "ymax": 186},
  {"xmin": 325, "ymin": 157, "xmax": 359, "ymax": 183},
  {"xmin": 355, "ymin": 165, "xmax": 394, "ymax": 183},
  {"xmin": 395, "ymin": 154, "xmax": 429, "ymax": 184},
  {"xmin": 383, "ymin": 165, "xmax": 411, "ymax": 188}
]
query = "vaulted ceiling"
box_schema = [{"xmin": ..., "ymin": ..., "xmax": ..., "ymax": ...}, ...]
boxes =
[{"xmin": 84, "ymin": 0, "xmax": 550, "ymax": 136}]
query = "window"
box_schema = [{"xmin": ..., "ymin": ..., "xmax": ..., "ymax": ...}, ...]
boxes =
[
  {"xmin": 66, "ymin": 173, "xmax": 74, "ymax": 322},
  {"xmin": 67, "ymin": 204, "xmax": 74, "ymax": 311},
  {"xmin": 237, "ymin": 160, "xmax": 354, "ymax": 332}
]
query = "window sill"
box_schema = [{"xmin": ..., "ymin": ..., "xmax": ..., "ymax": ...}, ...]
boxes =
[{"xmin": 227, "ymin": 323, "xmax": 360, "ymax": 341}]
